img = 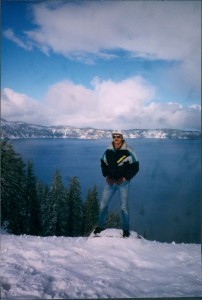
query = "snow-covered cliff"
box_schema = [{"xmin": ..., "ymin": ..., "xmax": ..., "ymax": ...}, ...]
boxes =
[{"xmin": 1, "ymin": 119, "xmax": 200, "ymax": 139}]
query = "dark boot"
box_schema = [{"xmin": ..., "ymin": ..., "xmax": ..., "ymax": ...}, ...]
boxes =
[
  {"xmin": 123, "ymin": 230, "xmax": 130, "ymax": 238},
  {"xmin": 93, "ymin": 227, "xmax": 105, "ymax": 234}
]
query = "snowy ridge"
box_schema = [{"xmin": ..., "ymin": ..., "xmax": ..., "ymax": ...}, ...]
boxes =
[
  {"xmin": 1, "ymin": 118, "xmax": 201, "ymax": 140},
  {"xmin": 89, "ymin": 228, "xmax": 142, "ymax": 239},
  {"xmin": 1, "ymin": 228, "xmax": 202, "ymax": 299}
]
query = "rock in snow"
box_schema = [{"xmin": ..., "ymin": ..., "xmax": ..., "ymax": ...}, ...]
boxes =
[{"xmin": 1, "ymin": 229, "xmax": 202, "ymax": 299}]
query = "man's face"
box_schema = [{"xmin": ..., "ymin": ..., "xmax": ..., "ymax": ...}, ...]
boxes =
[{"xmin": 112, "ymin": 134, "xmax": 123, "ymax": 147}]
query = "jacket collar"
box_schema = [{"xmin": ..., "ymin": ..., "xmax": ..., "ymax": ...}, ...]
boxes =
[{"xmin": 108, "ymin": 140, "xmax": 127, "ymax": 151}]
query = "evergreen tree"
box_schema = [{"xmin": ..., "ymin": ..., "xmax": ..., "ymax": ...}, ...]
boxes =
[
  {"xmin": 25, "ymin": 160, "xmax": 41, "ymax": 235},
  {"xmin": 40, "ymin": 184, "xmax": 53, "ymax": 236},
  {"xmin": 53, "ymin": 170, "xmax": 68, "ymax": 236},
  {"xmin": 45, "ymin": 170, "xmax": 68, "ymax": 236},
  {"xmin": 37, "ymin": 181, "xmax": 52, "ymax": 236},
  {"xmin": 106, "ymin": 212, "xmax": 121, "ymax": 229},
  {"xmin": 68, "ymin": 177, "xmax": 83, "ymax": 237},
  {"xmin": 36, "ymin": 180, "xmax": 44, "ymax": 234},
  {"xmin": 83, "ymin": 185, "xmax": 99, "ymax": 235},
  {"xmin": 1, "ymin": 141, "xmax": 27, "ymax": 234},
  {"xmin": 44, "ymin": 186, "xmax": 57, "ymax": 236}
]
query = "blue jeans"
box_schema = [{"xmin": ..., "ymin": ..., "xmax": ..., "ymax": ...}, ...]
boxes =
[{"xmin": 98, "ymin": 180, "xmax": 130, "ymax": 231}]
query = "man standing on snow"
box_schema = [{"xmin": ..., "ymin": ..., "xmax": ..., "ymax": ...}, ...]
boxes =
[{"xmin": 94, "ymin": 130, "xmax": 139, "ymax": 238}]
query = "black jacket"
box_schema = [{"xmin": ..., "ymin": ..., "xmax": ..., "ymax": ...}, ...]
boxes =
[{"xmin": 101, "ymin": 141, "xmax": 139, "ymax": 181}]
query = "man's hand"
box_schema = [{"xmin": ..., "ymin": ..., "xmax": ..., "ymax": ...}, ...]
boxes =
[
  {"xmin": 115, "ymin": 177, "xmax": 126, "ymax": 185},
  {"xmin": 106, "ymin": 176, "xmax": 115, "ymax": 186}
]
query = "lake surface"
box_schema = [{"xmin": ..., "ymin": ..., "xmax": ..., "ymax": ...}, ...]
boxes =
[{"xmin": 12, "ymin": 138, "xmax": 201, "ymax": 244}]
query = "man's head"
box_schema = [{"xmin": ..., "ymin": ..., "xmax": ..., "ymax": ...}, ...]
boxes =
[
  {"xmin": 112, "ymin": 130, "xmax": 123, "ymax": 139},
  {"xmin": 112, "ymin": 130, "xmax": 124, "ymax": 148}
]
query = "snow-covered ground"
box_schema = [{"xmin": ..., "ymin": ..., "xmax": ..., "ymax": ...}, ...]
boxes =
[{"xmin": 1, "ymin": 228, "xmax": 202, "ymax": 299}]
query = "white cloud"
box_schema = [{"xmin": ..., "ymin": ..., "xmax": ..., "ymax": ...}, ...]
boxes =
[
  {"xmin": 22, "ymin": 1, "xmax": 199, "ymax": 64},
  {"xmin": 1, "ymin": 88, "xmax": 48, "ymax": 125},
  {"xmin": 4, "ymin": 1, "xmax": 200, "ymax": 99},
  {"xmin": 43, "ymin": 76, "xmax": 155, "ymax": 128},
  {"xmin": 3, "ymin": 29, "xmax": 32, "ymax": 51},
  {"xmin": 4, "ymin": 1, "xmax": 200, "ymax": 62},
  {"xmin": 1, "ymin": 78, "xmax": 201, "ymax": 130}
]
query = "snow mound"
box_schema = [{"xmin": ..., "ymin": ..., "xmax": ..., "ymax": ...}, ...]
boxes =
[
  {"xmin": 89, "ymin": 228, "xmax": 141, "ymax": 238},
  {"xmin": 1, "ymin": 229, "xmax": 202, "ymax": 299}
]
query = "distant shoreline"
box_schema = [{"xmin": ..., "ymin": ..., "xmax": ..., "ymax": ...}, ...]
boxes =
[{"xmin": 1, "ymin": 119, "xmax": 201, "ymax": 140}]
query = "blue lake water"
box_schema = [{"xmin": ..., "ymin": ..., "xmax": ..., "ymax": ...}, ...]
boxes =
[{"xmin": 12, "ymin": 138, "xmax": 201, "ymax": 243}]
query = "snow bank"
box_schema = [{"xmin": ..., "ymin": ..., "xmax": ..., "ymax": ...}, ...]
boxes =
[{"xmin": 1, "ymin": 229, "xmax": 202, "ymax": 299}]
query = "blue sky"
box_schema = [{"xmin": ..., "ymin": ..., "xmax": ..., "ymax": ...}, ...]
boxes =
[{"xmin": 1, "ymin": 0, "xmax": 201, "ymax": 130}]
